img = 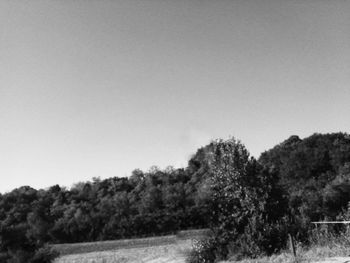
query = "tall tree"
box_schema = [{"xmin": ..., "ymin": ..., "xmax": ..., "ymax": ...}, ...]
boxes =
[{"xmin": 209, "ymin": 138, "xmax": 287, "ymax": 258}]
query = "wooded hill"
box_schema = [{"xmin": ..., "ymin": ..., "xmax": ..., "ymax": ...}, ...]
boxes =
[{"xmin": 1, "ymin": 132, "xmax": 350, "ymax": 262}]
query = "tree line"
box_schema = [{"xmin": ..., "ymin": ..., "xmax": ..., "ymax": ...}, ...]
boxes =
[{"xmin": 1, "ymin": 132, "xmax": 350, "ymax": 262}]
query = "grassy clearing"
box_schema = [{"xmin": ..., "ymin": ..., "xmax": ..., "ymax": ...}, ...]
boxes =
[
  {"xmin": 54, "ymin": 229, "xmax": 350, "ymax": 263},
  {"xmin": 52, "ymin": 229, "xmax": 209, "ymax": 256},
  {"xmin": 220, "ymin": 229, "xmax": 350, "ymax": 263},
  {"xmin": 55, "ymin": 241, "xmax": 350, "ymax": 263},
  {"xmin": 222, "ymin": 233, "xmax": 350, "ymax": 263},
  {"xmin": 221, "ymin": 245, "xmax": 350, "ymax": 263},
  {"xmin": 54, "ymin": 239, "xmax": 192, "ymax": 263},
  {"xmin": 53, "ymin": 229, "xmax": 210, "ymax": 263},
  {"xmin": 52, "ymin": 235, "xmax": 177, "ymax": 256}
]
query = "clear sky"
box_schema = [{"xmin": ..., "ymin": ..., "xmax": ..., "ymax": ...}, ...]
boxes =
[{"xmin": 1, "ymin": 0, "xmax": 349, "ymax": 193}]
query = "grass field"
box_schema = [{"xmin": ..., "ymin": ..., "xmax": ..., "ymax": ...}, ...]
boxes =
[
  {"xmin": 52, "ymin": 235, "xmax": 178, "ymax": 256},
  {"xmin": 54, "ymin": 238, "xmax": 350, "ymax": 263},
  {"xmin": 53, "ymin": 229, "xmax": 350, "ymax": 263},
  {"xmin": 222, "ymin": 244, "xmax": 350, "ymax": 263},
  {"xmin": 55, "ymin": 243, "xmax": 350, "ymax": 263},
  {"xmin": 53, "ymin": 229, "xmax": 210, "ymax": 263},
  {"xmin": 54, "ymin": 239, "xmax": 192, "ymax": 263}
]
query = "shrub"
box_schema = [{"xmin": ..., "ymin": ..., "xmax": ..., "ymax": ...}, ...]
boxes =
[
  {"xmin": 6, "ymin": 249, "xmax": 32, "ymax": 263},
  {"xmin": 226, "ymin": 219, "xmax": 289, "ymax": 259},
  {"xmin": 186, "ymin": 238, "xmax": 217, "ymax": 263},
  {"xmin": 308, "ymin": 226, "xmax": 350, "ymax": 248},
  {"xmin": 206, "ymin": 138, "xmax": 288, "ymax": 260},
  {"xmin": 3, "ymin": 245, "xmax": 59, "ymax": 263},
  {"xmin": 30, "ymin": 245, "xmax": 59, "ymax": 263}
]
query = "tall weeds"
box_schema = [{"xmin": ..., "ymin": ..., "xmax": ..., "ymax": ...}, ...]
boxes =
[{"xmin": 223, "ymin": 226, "xmax": 350, "ymax": 263}]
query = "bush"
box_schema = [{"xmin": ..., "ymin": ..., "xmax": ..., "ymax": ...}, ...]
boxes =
[
  {"xmin": 186, "ymin": 238, "xmax": 217, "ymax": 263},
  {"xmin": 206, "ymin": 138, "xmax": 289, "ymax": 260},
  {"xmin": 31, "ymin": 246, "xmax": 59, "ymax": 263},
  {"xmin": 3, "ymin": 245, "xmax": 59, "ymax": 263},
  {"xmin": 226, "ymin": 220, "xmax": 289, "ymax": 259},
  {"xmin": 308, "ymin": 226, "xmax": 350, "ymax": 248},
  {"xmin": 6, "ymin": 249, "xmax": 32, "ymax": 263}
]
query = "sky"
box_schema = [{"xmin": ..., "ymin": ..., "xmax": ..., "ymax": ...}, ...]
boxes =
[{"xmin": 1, "ymin": 0, "xmax": 349, "ymax": 193}]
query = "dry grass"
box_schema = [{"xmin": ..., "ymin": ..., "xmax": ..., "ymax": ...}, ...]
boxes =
[
  {"xmin": 52, "ymin": 229, "xmax": 209, "ymax": 256},
  {"xmin": 54, "ymin": 239, "xmax": 192, "ymax": 263},
  {"xmin": 55, "ymin": 242, "xmax": 350, "ymax": 263},
  {"xmin": 54, "ymin": 230, "xmax": 350, "ymax": 263},
  {"xmin": 220, "ymin": 252, "xmax": 298, "ymax": 263},
  {"xmin": 52, "ymin": 235, "xmax": 178, "ymax": 256},
  {"xmin": 221, "ymin": 230, "xmax": 350, "ymax": 263},
  {"xmin": 53, "ymin": 229, "xmax": 210, "ymax": 263},
  {"xmin": 221, "ymin": 244, "xmax": 350, "ymax": 263}
]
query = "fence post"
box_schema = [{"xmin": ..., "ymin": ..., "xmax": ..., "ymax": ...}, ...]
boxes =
[{"xmin": 289, "ymin": 233, "xmax": 297, "ymax": 261}]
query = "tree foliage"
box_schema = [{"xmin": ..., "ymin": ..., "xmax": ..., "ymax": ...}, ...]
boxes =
[
  {"xmin": 259, "ymin": 133, "xmax": 350, "ymax": 234},
  {"xmin": 1, "ymin": 132, "xmax": 350, "ymax": 262},
  {"xmin": 207, "ymin": 138, "xmax": 287, "ymax": 259}
]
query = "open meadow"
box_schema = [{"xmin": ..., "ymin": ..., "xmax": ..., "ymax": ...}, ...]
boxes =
[
  {"xmin": 54, "ymin": 239, "xmax": 191, "ymax": 263},
  {"xmin": 52, "ymin": 230, "xmax": 211, "ymax": 263},
  {"xmin": 54, "ymin": 240, "xmax": 350, "ymax": 263}
]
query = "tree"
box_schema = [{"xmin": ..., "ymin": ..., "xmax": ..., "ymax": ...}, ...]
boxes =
[
  {"xmin": 259, "ymin": 133, "xmax": 350, "ymax": 232},
  {"xmin": 208, "ymin": 138, "xmax": 287, "ymax": 259}
]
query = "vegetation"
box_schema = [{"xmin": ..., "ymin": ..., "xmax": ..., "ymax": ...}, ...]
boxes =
[
  {"xmin": 55, "ymin": 239, "xmax": 192, "ymax": 263},
  {"xmin": 52, "ymin": 229, "xmax": 208, "ymax": 255},
  {"xmin": 1, "ymin": 132, "xmax": 350, "ymax": 262},
  {"xmin": 186, "ymin": 138, "xmax": 288, "ymax": 262},
  {"xmin": 259, "ymin": 133, "xmax": 350, "ymax": 241},
  {"xmin": 223, "ymin": 228, "xmax": 350, "ymax": 263}
]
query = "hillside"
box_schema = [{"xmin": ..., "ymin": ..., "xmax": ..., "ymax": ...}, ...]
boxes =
[
  {"xmin": 1, "ymin": 132, "xmax": 350, "ymax": 262},
  {"xmin": 260, "ymin": 133, "xmax": 350, "ymax": 223}
]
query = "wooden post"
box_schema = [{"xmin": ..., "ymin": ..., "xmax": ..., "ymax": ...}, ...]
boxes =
[{"xmin": 289, "ymin": 233, "xmax": 297, "ymax": 262}]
